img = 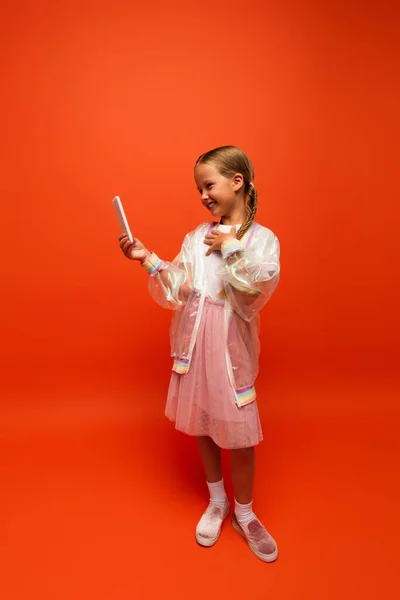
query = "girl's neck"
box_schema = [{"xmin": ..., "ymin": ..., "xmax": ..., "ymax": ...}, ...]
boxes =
[{"xmin": 220, "ymin": 208, "xmax": 246, "ymax": 226}]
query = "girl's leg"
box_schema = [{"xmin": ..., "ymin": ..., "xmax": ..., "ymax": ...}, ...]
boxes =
[
  {"xmin": 230, "ymin": 446, "xmax": 278, "ymax": 562},
  {"xmin": 230, "ymin": 446, "xmax": 255, "ymax": 503},
  {"xmin": 197, "ymin": 436, "xmax": 223, "ymax": 483},
  {"xmin": 195, "ymin": 436, "xmax": 229, "ymax": 547}
]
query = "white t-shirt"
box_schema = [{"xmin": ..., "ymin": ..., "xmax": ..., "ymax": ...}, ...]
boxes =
[{"xmin": 193, "ymin": 223, "xmax": 242, "ymax": 302}]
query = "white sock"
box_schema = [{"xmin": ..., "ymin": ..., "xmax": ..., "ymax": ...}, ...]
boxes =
[
  {"xmin": 207, "ymin": 479, "xmax": 227, "ymax": 509},
  {"xmin": 234, "ymin": 498, "xmax": 256, "ymax": 525}
]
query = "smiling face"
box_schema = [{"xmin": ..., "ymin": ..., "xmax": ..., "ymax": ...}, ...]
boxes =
[{"xmin": 194, "ymin": 162, "xmax": 246, "ymax": 223}]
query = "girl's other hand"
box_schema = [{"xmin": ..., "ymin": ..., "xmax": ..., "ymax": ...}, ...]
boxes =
[
  {"xmin": 204, "ymin": 226, "xmax": 237, "ymax": 256},
  {"xmin": 118, "ymin": 234, "xmax": 151, "ymax": 263}
]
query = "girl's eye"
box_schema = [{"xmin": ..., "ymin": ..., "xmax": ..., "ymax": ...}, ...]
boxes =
[{"xmin": 207, "ymin": 183, "xmax": 213, "ymax": 189}]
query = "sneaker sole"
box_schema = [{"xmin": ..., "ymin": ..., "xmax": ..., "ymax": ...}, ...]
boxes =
[
  {"xmin": 195, "ymin": 503, "xmax": 230, "ymax": 547},
  {"xmin": 232, "ymin": 516, "xmax": 279, "ymax": 562}
]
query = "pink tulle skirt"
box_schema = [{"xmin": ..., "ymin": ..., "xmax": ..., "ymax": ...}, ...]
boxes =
[{"xmin": 165, "ymin": 298, "xmax": 263, "ymax": 450}]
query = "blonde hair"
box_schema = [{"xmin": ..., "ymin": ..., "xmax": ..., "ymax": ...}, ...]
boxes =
[{"xmin": 195, "ymin": 145, "xmax": 257, "ymax": 240}]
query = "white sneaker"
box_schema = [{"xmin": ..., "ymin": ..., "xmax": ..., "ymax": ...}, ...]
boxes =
[{"xmin": 195, "ymin": 499, "xmax": 230, "ymax": 547}]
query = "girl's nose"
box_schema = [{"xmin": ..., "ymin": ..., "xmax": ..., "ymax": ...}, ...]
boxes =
[{"xmin": 201, "ymin": 191, "xmax": 209, "ymax": 201}]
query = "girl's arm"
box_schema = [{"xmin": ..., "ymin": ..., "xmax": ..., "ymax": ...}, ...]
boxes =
[
  {"xmin": 217, "ymin": 229, "xmax": 280, "ymax": 322},
  {"xmin": 119, "ymin": 233, "xmax": 193, "ymax": 310},
  {"xmin": 141, "ymin": 234, "xmax": 193, "ymax": 310}
]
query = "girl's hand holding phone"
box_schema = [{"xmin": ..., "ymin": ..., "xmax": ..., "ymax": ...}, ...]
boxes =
[{"xmin": 118, "ymin": 234, "xmax": 151, "ymax": 263}]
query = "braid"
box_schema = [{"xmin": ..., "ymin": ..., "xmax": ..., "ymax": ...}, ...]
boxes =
[{"xmin": 236, "ymin": 182, "xmax": 258, "ymax": 240}]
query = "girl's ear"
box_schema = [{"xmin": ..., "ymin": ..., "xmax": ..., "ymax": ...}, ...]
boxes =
[{"xmin": 232, "ymin": 173, "xmax": 244, "ymax": 192}]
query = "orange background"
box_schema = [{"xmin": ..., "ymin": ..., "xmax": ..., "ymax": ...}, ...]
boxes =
[{"xmin": 1, "ymin": 1, "xmax": 399, "ymax": 598}]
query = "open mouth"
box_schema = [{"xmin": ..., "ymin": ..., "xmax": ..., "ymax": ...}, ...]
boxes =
[{"xmin": 207, "ymin": 201, "xmax": 217, "ymax": 211}]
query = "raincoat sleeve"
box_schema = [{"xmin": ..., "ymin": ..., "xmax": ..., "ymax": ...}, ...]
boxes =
[
  {"xmin": 141, "ymin": 233, "xmax": 193, "ymax": 310},
  {"xmin": 217, "ymin": 228, "xmax": 280, "ymax": 322}
]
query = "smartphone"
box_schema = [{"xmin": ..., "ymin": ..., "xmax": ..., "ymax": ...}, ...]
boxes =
[{"xmin": 112, "ymin": 196, "xmax": 134, "ymax": 243}]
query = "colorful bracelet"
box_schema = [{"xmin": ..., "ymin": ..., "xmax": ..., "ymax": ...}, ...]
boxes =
[
  {"xmin": 141, "ymin": 252, "xmax": 164, "ymax": 276},
  {"xmin": 221, "ymin": 237, "xmax": 244, "ymax": 260}
]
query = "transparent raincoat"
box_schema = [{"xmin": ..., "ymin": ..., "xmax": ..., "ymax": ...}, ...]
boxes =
[{"xmin": 142, "ymin": 221, "xmax": 280, "ymax": 407}]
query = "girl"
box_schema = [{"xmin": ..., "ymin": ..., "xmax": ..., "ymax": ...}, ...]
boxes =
[{"xmin": 118, "ymin": 146, "xmax": 280, "ymax": 562}]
